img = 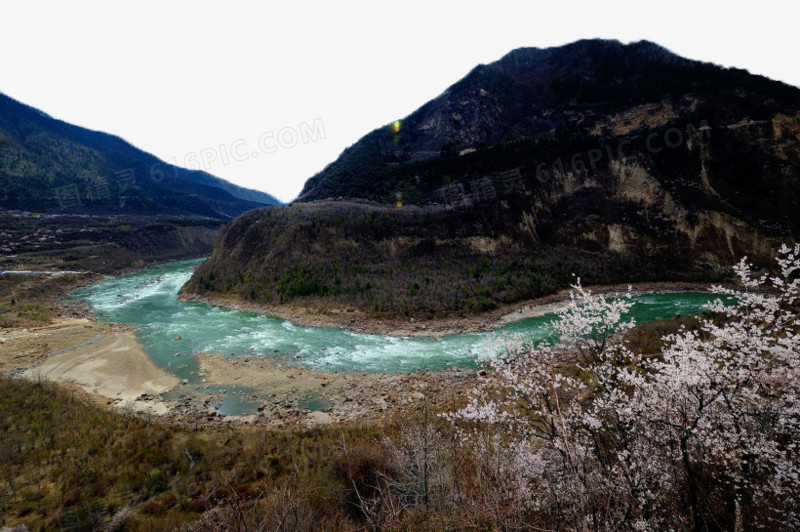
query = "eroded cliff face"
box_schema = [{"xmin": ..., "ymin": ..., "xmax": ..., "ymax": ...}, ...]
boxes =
[
  {"xmin": 540, "ymin": 149, "xmax": 787, "ymax": 267},
  {"xmin": 187, "ymin": 40, "xmax": 800, "ymax": 317},
  {"xmin": 475, "ymin": 105, "xmax": 797, "ymax": 271}
]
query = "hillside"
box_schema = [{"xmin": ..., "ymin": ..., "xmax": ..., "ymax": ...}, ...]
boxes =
[
  {"xmin": 184, "ymin": 39, "xmax": 800, "ymax": 320},
  {"xmin": 0, "ymin": 92, "xmax": 279, "ymax": 218},
  {"xmin": 183, "ymin": 200, "xmax": 688, "ymax": 322}
]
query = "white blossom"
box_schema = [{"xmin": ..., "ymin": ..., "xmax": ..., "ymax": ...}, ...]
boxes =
[{"xmin": 449, "ymin": 247, "xmax": 800, "ymax": 530}]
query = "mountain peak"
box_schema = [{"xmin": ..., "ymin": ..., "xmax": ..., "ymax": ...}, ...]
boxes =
[{"xmin": 298, "ymin": 38, "xmax": 800, "ymax": 203}]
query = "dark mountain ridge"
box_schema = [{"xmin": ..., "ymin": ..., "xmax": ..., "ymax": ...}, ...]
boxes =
[
  {"xmin": 0, "ymin": 92, "xmax": 279, "ymax": 218},
  {"xmin": 299, "ymin": 39, "xmax": 799, "ymax": 210},
  {"xmin": 184, "ymin": 40, "xmax": 800, "ymax": 320}
]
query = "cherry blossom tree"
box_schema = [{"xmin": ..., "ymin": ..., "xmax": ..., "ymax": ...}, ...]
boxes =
[
  {"xmin": 449, "ymin": 280, "xmax": 667, "ymax": 529},
  {"xmin": 645, "ymin": 245, "xmax": 800, "ymax": 531},
  {"xmin": 450, "ymin": 246, "xmax": 800, "ymax": 531}
]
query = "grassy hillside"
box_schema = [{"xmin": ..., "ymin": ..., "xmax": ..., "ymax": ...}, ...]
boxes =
[{"xmin": 0, "ymin": 376, "xmax": 376, "ymax": 531}]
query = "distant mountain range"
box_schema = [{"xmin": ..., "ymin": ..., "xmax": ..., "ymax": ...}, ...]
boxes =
[
  {"xmin": 0, "ymin": 92, "xmax": 279, "ymax": 218},
  {"xmin": 185, "ymin": 39, "xmax": 800, "ymax": 319}
]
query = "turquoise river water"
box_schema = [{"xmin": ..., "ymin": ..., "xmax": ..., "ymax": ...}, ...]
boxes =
[{"xmin": 75, "ymin": 259, "xmax": 722, "ymax": 380}]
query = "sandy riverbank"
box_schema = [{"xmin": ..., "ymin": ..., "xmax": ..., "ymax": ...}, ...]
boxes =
[
  {"xmin": 1, "ymin": 320, "xmax": 178, "ymax": 415},
  {"xmin": 185, "ymin": 353, "xmax": 474, "ymax": 427},
  {"xmin": 0, "ymin": 318, "xmax": 101, "ymax": 374},
  {"xmin": 3, "ymin": 279, "xmax": 722, "ymax": 428},
  {"xmin": 1, "ymin": 317, "xmax": 476, "ymax": 427}
]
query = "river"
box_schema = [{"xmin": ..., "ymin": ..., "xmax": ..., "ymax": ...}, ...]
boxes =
[{"xmin": 74, "ymin": 258, "xmax": 721, "ymax": 378}]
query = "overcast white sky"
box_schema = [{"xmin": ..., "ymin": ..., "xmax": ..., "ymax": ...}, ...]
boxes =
[{"xmin": 2, "ymin": 1, "xmax": 797, "ymax": 203}]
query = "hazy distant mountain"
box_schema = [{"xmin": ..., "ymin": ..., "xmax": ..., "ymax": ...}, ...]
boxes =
[
  {"xmin": 185, "ymin": 40, "xmax": 800, "ymax": 318},
  {"xmin": 0, "ymin": 92, "xmax": 279, "ymax": 218}
]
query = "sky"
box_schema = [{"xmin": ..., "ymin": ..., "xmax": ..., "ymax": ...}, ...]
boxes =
[{"xmin": 2, "ymin": 1, "xmax": 797, "ymax": 203}]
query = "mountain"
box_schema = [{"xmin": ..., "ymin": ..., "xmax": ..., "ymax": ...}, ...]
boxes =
[
  {"xmin": 0, "ymin": 92, "xmax": 279, "ymax": 218},
  {"xmin": 298, "ymin": 39, "xmax": 800, "ymax": 213},
  {"xmin": 183, "ymin": 40, "xmax": 800, "ymax": 320}
]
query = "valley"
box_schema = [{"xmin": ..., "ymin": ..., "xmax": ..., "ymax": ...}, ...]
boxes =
[{"xmin": 2, "ymin": 36, "xmax": 799, "ymax": 531}]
